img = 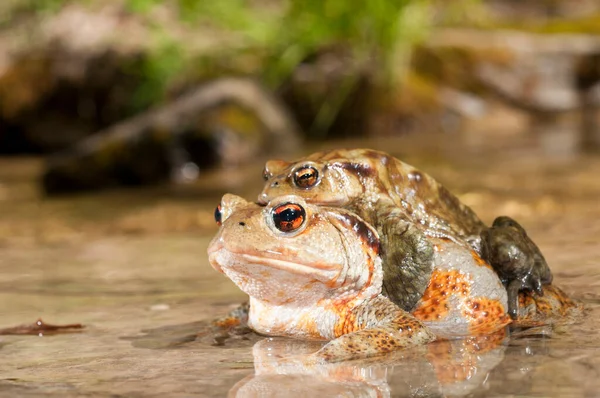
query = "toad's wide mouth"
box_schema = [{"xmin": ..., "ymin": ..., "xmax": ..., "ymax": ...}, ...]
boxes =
[{"xmin": 208, "ymin": 248, "xmax": 341, "ymax": 282}]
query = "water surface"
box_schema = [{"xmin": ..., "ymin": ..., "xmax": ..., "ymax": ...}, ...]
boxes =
[{"xmin": 1, "ymin": 134, "xmax": 599, "ymax": 397}]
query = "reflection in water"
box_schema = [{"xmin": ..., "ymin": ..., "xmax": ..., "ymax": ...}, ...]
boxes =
[
  {"xmin": 226, "ymin": 318, "xmax": 599, "ymax": 398},
  {"xmin": 122, "ymin": 296, "xmax": 592, "ymax": 397},
  {"xmin": 230, "ymin": 333, "xmax": 508, "ymax": 397},
  {"xmin": 117, "ymin": 295, "xmax": 596, "ymax": 397}
]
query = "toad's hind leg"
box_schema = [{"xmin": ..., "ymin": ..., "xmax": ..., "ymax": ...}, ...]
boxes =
[
  {"xmin": 506, "ymin": 279, "xmax": 523, "ymax": 320},
  {"xmin": 481, "ymin": 216, "xmax": 553, "ymax": 319},
  {"xmin": 315, "ymin": 297, "xmax": 436, "ymax": 362}
]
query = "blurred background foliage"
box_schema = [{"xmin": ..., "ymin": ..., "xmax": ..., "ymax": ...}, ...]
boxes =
[
  {"xmin": 2, "ymin": 0, "xmax": 598, "ymax": 109},
  {"xmin": 2, "ymin": 0, "xmax": 469, "ymax": 132},
  {"xmin": 0, "ymin": 1, "xmax": 598, "ymax": 198},
  {"xmin": 128, "ymin": 0, "xmax": 435, "ymax": 86},
  {"xmin": 1, "ymin": 0, "xmax": 599, "ymax": 163}
]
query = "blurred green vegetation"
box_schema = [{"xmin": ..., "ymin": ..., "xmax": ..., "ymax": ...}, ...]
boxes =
[
  {"xmin": 4, "ymin": 0, "xmax": 483, "ymax": 132},
  {"xmin": 161, "ymin": 0, "xmax": 435, "ymax": 87},
  {"xmin": 126, "ymin": 35, "xmax": 186, "ymax": 112}
]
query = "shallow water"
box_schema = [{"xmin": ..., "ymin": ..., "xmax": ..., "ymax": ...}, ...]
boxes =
[{"xmin": 1, "ymin": 133, "xmax": 599, "ymax": 397}]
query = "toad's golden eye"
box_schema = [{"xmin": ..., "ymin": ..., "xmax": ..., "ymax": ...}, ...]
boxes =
[
  {"xmin": 272, "ymin": 203, "xmax": 306, "ymax": 233},
  {"xmin": 214, "ymin": 205, "xmax": 222, "ymax": 226},
  {"xmin": 293, "ymin": 166, "xmax": 319, "ymax": 189}
]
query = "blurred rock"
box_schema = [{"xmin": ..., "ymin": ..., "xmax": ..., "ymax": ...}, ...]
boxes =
[
  {"xmin": 3, "ymin": 0, "xmax": 600, "ymax": 158},
  {"xmin": 42, "ymin": 78, "xmax": 301, "ymax": 195},
  {"xmin": 421, "ymin": 28, "xmax": 600, "ymax": 150},
  {"xmin": 0, "ymin": 50, "xmax": 147, "ymax": 153},
  {"xmin": 439, "ymin": 87, "xmax": 487, "ymax": 119},
  {"xmin": 0, "ymin": 4, "xmax": 147, "ymax": 153},
  {"xmin": 486, "ymin": 0, "xmax": 600, "ymax": 20},
  {"xmin": 577, "ymin": 55, "xmax": 600, "ymax": 150},
  {"xmin": 0, "ymin": 4, "xmax": 303, "ymax": 192}
]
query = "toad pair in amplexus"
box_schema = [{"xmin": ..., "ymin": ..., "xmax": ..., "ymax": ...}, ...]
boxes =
[{"xmin": 207, "ymin": 149, "xmax": 580, "ymax": 362}]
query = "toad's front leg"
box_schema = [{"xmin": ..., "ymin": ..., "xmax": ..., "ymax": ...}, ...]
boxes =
[
  {"xmin": 212, "ymin": 301, "xmax": 250, "ymax": 329},
  {"xmin": 377, "ymin": 210, "xmax": 434, "ymax": 312},
  {"xmin": 315, "ymin": 296, "xmax": 436, "ymax": 362},
  {"xmin": 198, "ymin": 301, "xmax": 252, "ymax": 345}
]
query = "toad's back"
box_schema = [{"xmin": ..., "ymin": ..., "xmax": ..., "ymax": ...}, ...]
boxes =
[{"xmin": 365, "ymin": 150, "xmax": 485, "ymax": 239}]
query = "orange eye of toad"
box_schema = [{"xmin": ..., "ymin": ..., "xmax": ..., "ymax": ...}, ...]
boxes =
[
  {"xmin": 262, "ymin": 168, "xmax": 270, "ymax": 181},
  {"xmin": 214, "ymin": 205, "xmax": 222, "ymax": 226},
  {"xmin": 272, "ymin": 203, "xmax": 306, "ymax": 233},
  {"xmin": 293, "ymin": 166, "xmax": 319, "ymax": 189}
]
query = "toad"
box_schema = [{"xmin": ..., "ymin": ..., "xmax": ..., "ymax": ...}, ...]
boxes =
[
  {"xmin": 208, "ymin": 194, "xmax": 517, "ymax": 361},
  {"xmin": 259, "ymin": 149, "xmax": 552, "ymax": 317}
]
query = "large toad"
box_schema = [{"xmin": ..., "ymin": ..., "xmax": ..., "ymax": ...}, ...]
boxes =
[
  {"xmin": 259, "ymin": 149, "xmax": 553, "ymax": 318},
  {"xmin": 207, "ymin": 194, "xmax": 576, "ymax": 361}
]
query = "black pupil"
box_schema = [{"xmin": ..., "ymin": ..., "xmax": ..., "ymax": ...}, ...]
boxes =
[
  {"xmin": 278, "ymin": 208, "xmax": 299, "ymax": 222},
  {"xmin": 295, "ymin": 167, "xmax": 317, "ymax": 186},
  {"xmin": 214, "ymin": 206, "xmax": 222, "ymax": 224},
  {"xmin": 299, "ymin": 171, "xmax": 312, "ymax": 180},
  {"xmin": 273, "ymin": 204, "xmax": 305, "ymax": 231}
]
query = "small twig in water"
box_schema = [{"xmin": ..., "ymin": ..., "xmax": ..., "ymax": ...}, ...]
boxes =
[{"xmin": 0, "ymin": 319, "xmax": 84, "ymax": 336}]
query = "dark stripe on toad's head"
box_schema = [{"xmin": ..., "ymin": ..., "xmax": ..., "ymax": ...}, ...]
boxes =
[
  {"xmin": 335, "ymin": 162, "xmax": 376, "ymax": 180},
  {"xmin": 329, "ymin": 211, "xmax": 380, "ymax": 255}
]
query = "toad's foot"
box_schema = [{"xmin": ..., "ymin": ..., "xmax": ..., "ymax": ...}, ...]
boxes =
[
  {"xmin": 514, "ymin": 284, "xmax": 583, "ymax": 327},
  {"xmin": 314, "ymin": 298, "xmax": 436, "ymax": 363},
  {"xmin": 505, "ymin": 266, "xmax": 548, "ymax": 319},
  {"xmin": 481, "ymin": 216, "xmax": 553, "ymax": 319}
]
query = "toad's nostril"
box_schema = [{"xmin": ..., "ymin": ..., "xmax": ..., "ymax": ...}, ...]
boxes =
[
  {"xmin": 239, "ymin": 222, "xmax": 246, "ymax": 226},
  {"xmin": 257, "ymin": 193, "xmax": 269, "ymax": 205},
  {"xmin": 272, "ymin": 181, "xmax": 279, "ymax": 187}
]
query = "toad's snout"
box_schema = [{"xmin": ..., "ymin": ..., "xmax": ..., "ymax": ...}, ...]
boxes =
[
  {"xmin": 258, "ymin": 183, "xmax": 282, "ymax": 204},
  {"xmin": 207, "ymin": 238, "xmax": 223, "ymax": 255}
]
